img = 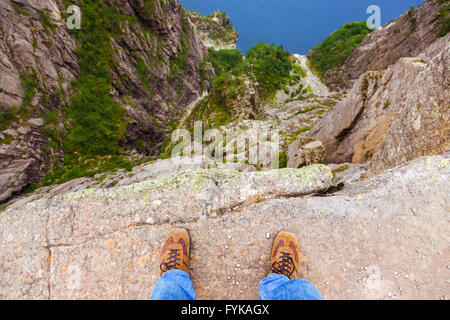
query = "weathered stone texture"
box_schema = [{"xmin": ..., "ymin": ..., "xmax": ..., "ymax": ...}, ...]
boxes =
[
  {"xmin": 288, "ymin": 137, "xmax": 325, "ymax": 169},
  {"xmin": 1, "ymin": 154, "xmax": 449, "ymax": 299}
]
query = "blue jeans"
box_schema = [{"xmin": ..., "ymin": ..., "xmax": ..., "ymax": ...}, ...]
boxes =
[{"xmin": 150, "ymin": 269, "xmax": 323, "ymax": 300}]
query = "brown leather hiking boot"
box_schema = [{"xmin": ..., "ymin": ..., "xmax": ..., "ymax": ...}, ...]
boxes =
[
  {"xmin": 270, "ymin": 231, "xmax": 302, "ymax": 279},
  {"xmin": 159, "ymin": 228, "xmax": 191, "ymax": 276}
]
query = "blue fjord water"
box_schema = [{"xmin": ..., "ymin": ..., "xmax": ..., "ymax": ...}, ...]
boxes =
[{"xmin": 179, "ymin": 0, "xmax": 424, "ymax": 55}]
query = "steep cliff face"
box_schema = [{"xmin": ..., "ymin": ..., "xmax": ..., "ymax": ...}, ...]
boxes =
[
  {"xmin": 318, "ymin": 0, "xmax": 444, "ymax": 90},
  {"xmin": 0, "ymin": 0, "xmax": 79, "ymax": 201},
  {"xmin": 109, "ymin": 0, "xmax": 212, "ymax": 152},
  {"xmin": 310, "ymin": 33, "xmax": 449, "ymax": 168},
  {"xmin": 369, "ymin": 35, "xmax": 450, "ymax": 174},
  {"xmin": 0, "ymin": 0, "xmax": 212, "ymax": 202}
]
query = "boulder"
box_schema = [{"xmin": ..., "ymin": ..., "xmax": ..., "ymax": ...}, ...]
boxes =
[
  {"xmin": 1, "ymin": 155, "xmax": 257, "ymax": 210},
  {"xmin": 288, "ymin": 137, "xmax": 325, "ymax": 168},
  {"xmin": 0, "ymin": 123, "xmax": 49, "ymax": 202},
  {"xmin": 0, "ymin": 159, "xmax": 36, "ymax": 202},
  {"xmin": 328, "ymin": 162, "xmax": 369, "ymax": 186}
]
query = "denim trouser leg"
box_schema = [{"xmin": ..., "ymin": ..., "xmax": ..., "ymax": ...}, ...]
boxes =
[
  {"xmin": 151, "ymin": 270, "xmax": 323, "ymax": 300},
  {"xmin": 150, "ymin": 269, "xmax": 197, "ymax": 300},
  {"xmin": 259, "ymin": 273, "xmax": 324, "ymax": 300}
]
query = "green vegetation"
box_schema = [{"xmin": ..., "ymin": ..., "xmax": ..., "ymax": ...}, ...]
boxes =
[
  {"xmin": 40, "ymin": 155, "xmax": 133, "ymax": 186},
  {"xmin": 32, "ymin": 39, "xmax": 38, "ymax": 52},
  {"xmin": 295, "ymin": 105, "xmax": 320, "ymax": 115},
  {"xmin": 408, "ymin": 7, "xmax": 418, "ymax": 32},
  {"xmin": 184, "ymin": 48, "xmax": 247, "ymax": 133},
  {"xmin": 284, "ymin": 96, "xmax": 308, "ymax": 104},
  {"xmin": 6, "ymin": 2, "xmax": 321, "ymax": 186},
  {"xmin": 185, "ymin": 75, "xmax": 235, "ymax": 131},
  {"xmin": 179, "ymin": 43, "xmax": 303, "ymax": 152},
  {"xmin": 205, "ymin": 48, "xmax": 245, "ymax": 76},
  {"xmin": 137, "ymin": 58, "xmax": 151, "ymax": 88},
  {"xmin": 43, "ymin": 0, "xmax": 191, "ymax": 183},
  {"xmin": 0, "ymin": 106, "xmax": 19, "ymax": 131},
  {"xmin": 309, "ymin": 22, "xmax": 371, "ymax": 78},
  {"xmin": 65, "ymin": 2, "xmax": 126, "ymax": 157},
  {"xmin": 286, "ymin": 129, "xmax": 313, "ymax": 145},
  {"xmin": 203, "ymin": 43, "xmax": 296, "ymax": 104},
  {"xmin": 0, "ymin": 70, "xmax": 39, "ymax": 137},
  {"xmin": 11, "ymin": 1, "xmax": 29, "ymax": 16},
  {"xmin": 162, "ymin": 68, "xmax": 240, "ymax": 155},
  {"xmin": 289, "ymin": 64, "xmax": 307, "ymax": 83},
  {"xmin": 38, "ymin": 10, "xmax": 57, "ymax": 35},
  {"xmin": 278, "ymin": 152, "xmax": 288, "ymax": 169},
  {"xmin": 211, "ymin": 73, "xmax": 245, "ymax": 105},
  {"xmin": 0, "ymin": 134, "xmax": 14, "ymax": 145},
  {"xmin": 206, "ymin": 10, "xmax": 235, "ymax": 33},
  {"xmin": 246, "ymin": 42, "xmax": 293, "ymax": 102},
  {"xmin": 294, "ymin": 126, "xmax": 312, "ymax": 136},
  {"xmin": 197, "ymin": 42, "xmax": 303, "ymax": 130},
  {"xmin": 39, "ymin": 1, "xmax": 134, "ymax": 185},
  {"xmin": 437, "ymin": 0, "xmax": 450, "ymax": 37},
  {"xmin": 169, "ymin": 17, "xmax": 191, "ymax": 83},
  {"xmin": 20, "ymin": 72, "xmax": 39, "ymax": 110},
  {"xmin": 187, "ymin": 43, "xmax": 297, "ymax": 132}
]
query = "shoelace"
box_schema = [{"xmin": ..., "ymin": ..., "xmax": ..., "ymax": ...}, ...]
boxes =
[
  {"xmin": 160, "ymin": 249, "xmax": 181, "ymax": 272},
  {"xmin": 270, "ymin": 251, "xmax": 295, "ymax": 277}
]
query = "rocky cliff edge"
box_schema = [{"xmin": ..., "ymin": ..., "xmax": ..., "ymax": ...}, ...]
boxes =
[{"xmin": 0, "ymin": 153, "xmax": 448, "ymax": 299}]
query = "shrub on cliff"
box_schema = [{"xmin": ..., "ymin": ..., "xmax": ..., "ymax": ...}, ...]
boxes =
[
  {"xmin": 246, "ymin": 42, "xmax": 293, "ymax": 102},
  {"xmin": 42, "ymin": 1, "xmax": 131, "ymax": 185},
  {"xmin": 65, "ymin": 2, "xmax": 126, "ymax": 157},
  {"xmin": 437, "ymin": 0, "xmax": 450, "ymax": 37},
  {"xmin": 308, "ymin": 22, "xmax": 371, "ymax": 78},
  {"xmin": 206, "ymin": 48, "xmax": 245, "ymax": 76},
  {"xmin": 205, "ymin": 43, "xmax": 295, "ymax": 103}
]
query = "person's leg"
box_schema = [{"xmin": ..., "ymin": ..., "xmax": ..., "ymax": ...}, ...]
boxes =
[
  {"xmin": 151, "ymin": 269, "xmax": 196, "ymax": 300},
  {"xmin": 259, "ymin": 273, "xmax": 323, "ymax": 300},
  {"xmin": 259, "ymin": 231, "xmax": 324, "ymax": 300},
  {"xmin": 150, "ymin": 228, "xmax": 197, "ymax": 300}
]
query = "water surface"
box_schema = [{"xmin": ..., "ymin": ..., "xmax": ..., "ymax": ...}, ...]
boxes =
[{"xmin": 180, "ymin": 0, "xmax": 424, "ymax": 54}]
